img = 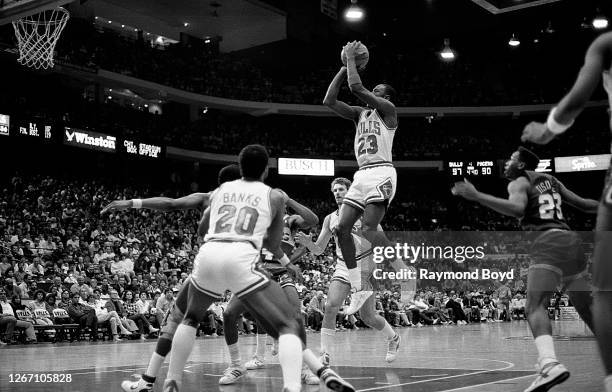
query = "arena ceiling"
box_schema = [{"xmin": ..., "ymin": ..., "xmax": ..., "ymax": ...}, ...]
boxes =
[{"xmin": 87, "ymin": 0, "xmax": 286, "ymax": 52}]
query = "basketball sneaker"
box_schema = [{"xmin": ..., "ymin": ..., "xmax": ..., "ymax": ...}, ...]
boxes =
[
  {"xmin": 523, "ymin": 362, "xmax": 569, "ymax": 392},
  {"xmin": 319, "ymin": 367, "xmax": 356, "ymax": 392},
  {"xmin": 162, "ymin": 379, "xmax": 179, "ymax": 392},
  {"xmin": 385, "ymin": 334, "xmax": 401, "ymax": 362},
  {"xmin": 345, "ymin": 290, "xmax": 373, "ymax": 315},
  {"xmin": 302, "ymin": 365, "xmax": 319, "ymax": 385},
  {"xmin": 245, "ymin": 356, "xmax": 265, "ymax": 370},
  {"xmin": 320, "ymin": 351, "xmax": 330, "ymax": 367},
  {"xmin": 121, "ymin": 376, "xmax": 153, "ymax": 392},
  {"xmin": 218, "ymin": 366, "xmax": 247, "ymax": 385}
]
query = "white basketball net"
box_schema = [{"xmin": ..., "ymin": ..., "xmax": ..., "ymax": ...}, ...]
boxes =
[{"xmin": 12, "ymin": 7, "xmax": 70, "ymax": 70}]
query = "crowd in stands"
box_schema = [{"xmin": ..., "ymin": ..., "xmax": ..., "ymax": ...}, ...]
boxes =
[
  {"xmin": 50, "ymin": 18, "xmax": 606, "ymax": 107},
  {"xmin": 0, "ymin": 171, "xmax": 593, "ymax": 344}
]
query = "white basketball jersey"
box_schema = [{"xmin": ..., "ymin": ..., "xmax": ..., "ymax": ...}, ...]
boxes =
[
  {"xmin": 354, "ymin": 109, "xmax": 396, "ymax": 167},
  {"xmin": 205, "ymin": 179, "xmax": 272, "ymax": 250},
  {"xmin": 604, "ymin": 71, "xmax": 612, "ymax": 149},
  {"xmin": 327, "ymin": 210, "xmax": 371, "ymax": 260}
]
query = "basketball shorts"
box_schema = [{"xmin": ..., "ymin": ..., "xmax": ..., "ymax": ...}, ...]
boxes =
[
  {"xmin": 529, "ymin": 229, "xmax": 586, "ymax": 283},
  {"xmin": 593, "ymin": 167, "xmax": 612, "ymax": 291},
  {"xmin": 191, "ymin": 241, "xmax": 270, "ymax": 299},
  {"xmin": 343, "ymin": 164, "xmax": 397, "ymax": 211},
  {"xmin": 332, "ymin": 250, "xmax": 373, "ymax": 286}
]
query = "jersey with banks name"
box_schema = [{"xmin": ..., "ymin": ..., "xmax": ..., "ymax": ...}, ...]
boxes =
[
  {"xmin": 520, "ymin": 171, "xmax": 570, "ymax": 231},
  {"xmin": 354, "ymin": 108, "xmax": 396, "ymax": 167},
  {"xmin": 205, "ymin": 179, "xmax": 272, "ymax": 250}
]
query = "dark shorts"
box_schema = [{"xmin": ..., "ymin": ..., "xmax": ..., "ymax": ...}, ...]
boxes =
[
  {"xmin": 529, "ymin": 230, "xmax": 587, "ymax": 282},
  {"xmin": 260, "ymin": 261, "xmax": 296, "ymax": 289}
]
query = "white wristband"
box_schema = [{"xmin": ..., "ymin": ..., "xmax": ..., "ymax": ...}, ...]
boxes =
[
  {"xmin": 279, "ymin": 254, "xmax": 290, "ymax": 267},
  {"xmin": 546, "ymin": 107, "xmax": 574, "ymax": 135},
  {"xmin": 132, "ymin": 199, "xmax": 143, "ymax": 209}
]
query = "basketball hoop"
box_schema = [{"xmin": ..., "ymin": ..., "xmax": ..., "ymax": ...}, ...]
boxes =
[{"xmin": 12, "ymin": 6, "xmax": 69, "ymax": 69}]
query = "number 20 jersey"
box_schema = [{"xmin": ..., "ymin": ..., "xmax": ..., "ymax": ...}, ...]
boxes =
[
  {"xmin": 521, "ymin": 171, "xmax": 570, "ymax": 231},
  {"xmin": 354, "ymin": 109, "xmax": 397, "ymax": 168},
  {"xmin": 205, "ymin": 179, "xmax": 272, "ymax": 250}
]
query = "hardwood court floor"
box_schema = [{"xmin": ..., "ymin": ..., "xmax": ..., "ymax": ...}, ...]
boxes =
[{"xmin": 0, "ymin": 320, "xmax": 603, "ymax": 392}]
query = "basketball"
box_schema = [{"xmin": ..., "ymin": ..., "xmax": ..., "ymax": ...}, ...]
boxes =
[{"xmin": 341, "ymin": 42, "xmax": 369, "ymax": 70}]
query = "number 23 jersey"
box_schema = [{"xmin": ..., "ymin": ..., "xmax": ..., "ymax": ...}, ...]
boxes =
[
  {"xmin": 354, "ymin": 108, "xmax": 397, "ymax": 168},
  {"xmin": 521, "ymin": 171, "xmax": 570, "ymax": 231},
  {"xmin": 205, "ymin": 179, "xmax": 272, "ymax": 250}
]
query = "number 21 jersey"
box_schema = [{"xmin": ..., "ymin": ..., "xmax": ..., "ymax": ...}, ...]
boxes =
[
  {"xmin": 521, "ymin": 171, "xmax": 570, "ymax": 231},
  {"xmin": 354, "ymin": 109, "xmax": 397, "ymax": 168},
  {"xmin": 205, "ymin": 179, "xmax": 272, "ymax": 250}
]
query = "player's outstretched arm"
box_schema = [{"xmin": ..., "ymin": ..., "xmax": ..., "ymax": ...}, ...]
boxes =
[
  {"xmin": 267, "ymin": 189, "xmax": 289, "ymax": 261},
  {"xmin": 522, "ymin": 32, "xmax": 612, "ymax": 144},
  {"xmin": 101, "ymin": 193, "xmax": 210, "ymax": 214},
  {"xmin": 557, "ymin": 181, "xmax": 599, "ymax": 213},
  {"xmin": 344, "ymin": 41, "xmax": 396, "ymax": 122},
  {"xmin": 296, "ymin": 214, "xmax": 333, "ymax": 256},
  {"xmin": 452, "ymin": 178, "xmax": 528, "ymax": 218},
  {"xmin": 323, "ymin": 66, "xmax": 363, "ymax": 121},
  {"xmin": 275, "ymin": 188, "xmax": 318, "ymax": 228}
]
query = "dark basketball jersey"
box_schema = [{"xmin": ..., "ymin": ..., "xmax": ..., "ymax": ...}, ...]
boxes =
[{"xmin": 520, "ymin": 171, "xmax": 570, "ymax": 231}]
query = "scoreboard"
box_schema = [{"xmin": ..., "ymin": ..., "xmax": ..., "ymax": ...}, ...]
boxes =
[{"xmin": 446, "ymin": 160, "xmax": 498, "ymax": 178}]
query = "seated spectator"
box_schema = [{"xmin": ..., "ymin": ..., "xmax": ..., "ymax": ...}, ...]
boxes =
[
  {"xmin": 409, "ymin": 294, "xmax": 433, "ymax": 326},
  {"xmin": 122, "ymin": 290, "xmax": 157, "ymax": 339},
  {"xmin": 0, "ymin": 288, "xmax": 37, "ymax": 343},
  {"xmin": 70, "ymin": 276, "xmax": 91, "ymax": 296},
  {"xmin": 136, "ymin": 292, "xmax": 151, "ymax": 315},
  {"xmin": 86, "ymin": 292, "xmax": 130, "ymax": 341},
  {"xmin": 155, "ymin": 288, "xmax": 175, "ymax": 327},
  {"xmin": 28, "ymin": 290, "xmax": 54, "ymax": 326},
  {"xmin": 106, "ymin": 289, "xmax": 138, "ymax": 334},
  {"xmin": 66, "ymin": 292, "xmax": 98, "ymax": 341},
  {"xmin": 510, "ymin": 294, "xmax": 526, "ymax": 320}
]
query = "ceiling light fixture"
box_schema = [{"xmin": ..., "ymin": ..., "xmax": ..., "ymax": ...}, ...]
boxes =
[
  {"xmin": 439, "ymin": 38, "xmax": 455, "ymax": 60},
  {"xmin": 345, "ymin": 0, "xmax": 364, "ymax": 22},
  {"xmin": 508, "ymin": 34, "xmax": 520, "ymax": 47}
]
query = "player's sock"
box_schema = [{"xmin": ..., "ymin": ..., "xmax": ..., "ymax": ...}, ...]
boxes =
[
  {"xmin": 534, "ymin": 335, "xmax": 557, "ymax": 367},
  {"xmin": 320, "ymin": 328, "xmax": 334, "ymax": 354},
  {"xmin": 166, "ymin": 324, "xmax": 197, "ymax": 385},
  {"xmin": 144, "ymin": 352, "xmax": 165, "ymax": 381},
  {"xmin": 255, "ymin": 333, "xmax": 267, "ymax": 359},
  {"xmin": 604, "ymin": 374, "xmax": 612, "ymax": 392},
  {"xmin": 227, "ymin": 343, "xmax": 242, "ymax": 367},
  {"xmin": 379, "ymin": 320, "xmax": 397, "ymax": 340},
  {"xmin": 302, "ymin": 348, "xmax": 323, "ymax": 374},
  {"xmin": 278, "ymin": 334, "xmax": 302, "ymax": 391}
]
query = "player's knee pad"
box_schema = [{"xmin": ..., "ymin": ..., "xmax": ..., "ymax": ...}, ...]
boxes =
[{"xmin": 155, "ymin": 336, "xmax": 173, "ymax": 357}]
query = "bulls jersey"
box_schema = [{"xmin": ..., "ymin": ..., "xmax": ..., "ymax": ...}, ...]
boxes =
[
  {"xmin": 205, "ymin": 179, "xmax": 272, "ymax": 250},
  {"xmin": 354, "ymin": 109, "xmax": 397, "ymax": 168},
  {"xmin": 327, "ymin": 210, "xmax": 373, "ymax": 261},
  {"xmin": 520, "ymin": 171, "xmax": 570, "ymax": 231}
]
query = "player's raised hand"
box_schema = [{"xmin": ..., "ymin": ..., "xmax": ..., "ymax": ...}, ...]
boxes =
[
  {"xmin": 451, "ymin": 179, "xmax": 479, "ymax": 201},
  {"xmin": 521, "ymin": 121, "xmax": 556, "ymax": 145},
  {"xmin": 295, "ymin": 232, "xmax": 312, "ymax": 246},
  {"xmin": 101, "ymin": 200, "xmax": 131, "ymax": 215},
  {"xmin": 343, "ymin": 41, "xmax": 360, "ymax": 59}
]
